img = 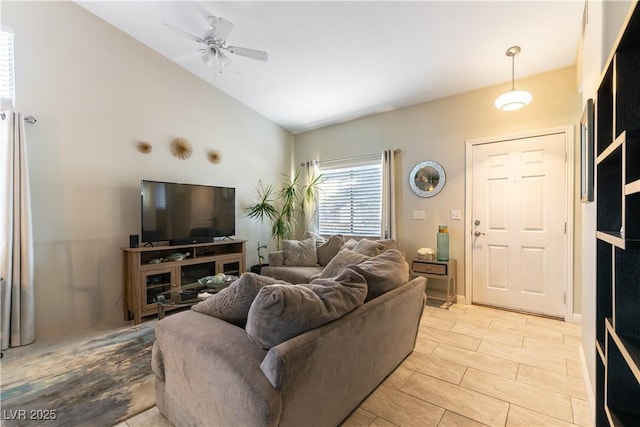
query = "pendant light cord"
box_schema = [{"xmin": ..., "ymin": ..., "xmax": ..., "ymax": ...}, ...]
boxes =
[{"xmin": 511, "ymin": 53, "xmax": 515, "ymax": 91}]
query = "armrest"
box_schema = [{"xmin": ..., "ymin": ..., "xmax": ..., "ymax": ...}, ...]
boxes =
[
  {"xmin": 154, "ymin": 311, "xmax": 281, "ymax": 425},
  {"xmin": 259, "ymin": 277, "xmax": 426, "ymax": 426},
  {"xmin": 268, "ymin": 251, "xmax": 285, "ymax": 267}
]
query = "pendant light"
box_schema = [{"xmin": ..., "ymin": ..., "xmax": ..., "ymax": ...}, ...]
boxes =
[{"xmin": 495, "ymin": 46, "xmax": 532, "ymax": 111}]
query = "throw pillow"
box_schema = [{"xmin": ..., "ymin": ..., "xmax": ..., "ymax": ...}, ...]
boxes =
[
  {"xmin": 245, "ymin": 268, "xmax": 368, "ymax": 348},
  {"xmin": 353, "ymin": 238, "xmax": 385, "ymax": 257},
  {"xmin": 316, "ymin": 247, "xmax": 370, "ymax": 279},
  {"xmin": 316, "ymin": 234, "xmax": 345, "ymax": 266},
  {"xmin": 377, "ymin": 239, "xmax": 398, "ymax": 251},
  {"xmin": 303, "ymin": 231, "xmax": 326, "ymax": 244},
  {"xmin": 348, "ymin": 249, "xmax": 410, "ymax": 300},
  {"xmin": 191, "ymin": 273, "xmax": 285, "ymax": 326},
  {"xmin": 343, "ymin": 239, "xmax": 358, "ymax": 250},
  {"xmin": 283, "ymin": 238, "xmax": 318, "ymax": 266}
]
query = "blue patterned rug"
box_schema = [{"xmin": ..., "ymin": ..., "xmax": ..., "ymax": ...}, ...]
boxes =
[{"xmin": 0, "ymin": 323, "xmax": 156, "ymax": 426}]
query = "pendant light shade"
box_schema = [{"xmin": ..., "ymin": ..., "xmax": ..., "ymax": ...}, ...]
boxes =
[
  {"xmin": 495, "ymin": 46, "xmax": 532, "ymax": 111},
  {"xmin": 494, "ymin": 89, "xmax": 532, "ymax": 111}
]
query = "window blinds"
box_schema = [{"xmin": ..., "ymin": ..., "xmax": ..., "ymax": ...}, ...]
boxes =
[{"xmin": 318, "ymin": 163, "xmax": 382, "ymax": 237}]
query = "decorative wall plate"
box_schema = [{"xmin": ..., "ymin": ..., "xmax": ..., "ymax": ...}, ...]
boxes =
[
  {"xmin": 208, "ymin": 150, "xmax": 222, "ymax": 164},
  {"xmin": 170, "ymin": 137, "xmax": 192, "ymax": 160},
  {"xmin": 137, "ymin": 141, "xmax": 152, "ymax": 153}
]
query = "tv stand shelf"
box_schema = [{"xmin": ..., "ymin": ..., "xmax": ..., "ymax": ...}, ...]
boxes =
[{"xmin": 122, "ymin": 239, "xmax": 246, "ymax": 324}]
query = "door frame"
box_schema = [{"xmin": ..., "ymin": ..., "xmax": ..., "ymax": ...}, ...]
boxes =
[{"xmin": 464, "ymin": 126, "xmax": 575, "ymax": 322}]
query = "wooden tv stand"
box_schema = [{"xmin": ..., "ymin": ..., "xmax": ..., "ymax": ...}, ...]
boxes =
[{"xmin": 122, "ymin": 239, "xmax": 246, "ymax": 324}]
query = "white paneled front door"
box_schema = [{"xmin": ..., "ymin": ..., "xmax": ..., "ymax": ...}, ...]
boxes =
[{"xmin": 470, "ymin": 132, "xmax": 567, "ymax": 317}]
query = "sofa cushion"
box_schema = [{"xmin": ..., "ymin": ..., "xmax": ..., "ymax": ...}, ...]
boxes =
[
  {"xmin": 260, "ymin": 265, "xmax": 323, "ymax": 284},
  {"xmin": 343, "ymin": 239, "xmax": 358, "ymax": 250},
  {"xmin": 191, "ymin": 273, "xmax": 285, "ymax": 326},
  {"xmin": 348, "ymin": 249, "xmax": 410, "ymax": 300},
  {"xmin": 377, "ymin": 239, "xmax": 398, "ymax": 251},
  {"xmin": 283, "ymin": 238, "xmax": 318, "ymax": 266},
  {"xmin": 302, "ymin": 230, "xmax": 326, "ymax": 243},
  {"xmin": 352, "ymin": 238, "xmax": 385, "ymax": 257},
  {"xmin": 314, "ymin": 247, "xmax": 370, "ymax": 279},
  {"xmin": 268, "ymin": 251, "xmax": 285, "ymax": 267},
  {"xmin": 245, "ymin": 268, "xmax": 368, "ymax": 349},
  {"xmin": 316, "ymin": 234, "xmax": 344, "ymax": 266}
]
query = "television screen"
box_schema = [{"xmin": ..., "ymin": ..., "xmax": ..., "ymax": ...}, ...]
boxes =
[{"xmin": 141, "ymin": 180, "xmax": 235, "ymax": 244}]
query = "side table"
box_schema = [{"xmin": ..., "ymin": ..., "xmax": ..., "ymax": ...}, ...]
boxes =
[{"xmin": 411, "ymin": 259, "xmax": 457, "ymax": 309}]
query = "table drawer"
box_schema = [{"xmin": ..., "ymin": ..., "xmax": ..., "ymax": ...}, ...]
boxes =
[{"xmin": 413, "ymin": 262, "xmax": 447, "ymax": 275}]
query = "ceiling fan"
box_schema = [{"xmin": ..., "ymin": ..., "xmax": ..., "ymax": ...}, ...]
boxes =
[{"xmin": 164, "ymin": 15, "xmax": 268, "ymax": 74}]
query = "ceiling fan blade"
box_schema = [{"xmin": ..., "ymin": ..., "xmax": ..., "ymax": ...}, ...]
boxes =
[
  {"xmin": 172, "ymin": 50, "xmax": 203, "ymax": 63},
  {"xmin": 208, "ymin": 16, "xmax": 234, "ymax": 41},
  {"xmin": 219, "ymin": 51, "xmax": 231, "ymax": 68},
  {"xmin": 163, "ymin": 23, "xmax": 205, "ymax": 44},
  {"xmin": 227, "ymin": 46, "xmax": 268, "ymax": 62}
]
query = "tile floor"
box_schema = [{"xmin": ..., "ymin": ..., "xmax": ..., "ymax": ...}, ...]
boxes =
[{"xmin": 117, "ymin": 302, "xmax": 590, "ymax": 427}]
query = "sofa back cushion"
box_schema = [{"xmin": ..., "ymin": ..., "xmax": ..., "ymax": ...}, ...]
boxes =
[
  {"xmin": 343, "ymin": 239, "xmax": 358, "ymax": 250},
  {"xmin": 245, "ymin": 268, "xmax": 367, "ymax": 349},
  {"xmin": 348, "ymin": 249, "xmax": 409, "ymax": 300},
  {"xmin": 377, "ymin": 239, "xmax": 398, "ymax": 251},
  {"xmin": 191, "ymin": 273, "xmax": 285, "ymax": 326},
  {"xmin": 283, "ymin": 238, "xmax": 318, "ymax": 266},
  {"xmin": 316, "ymin": 234, "xmax": 345, "ymax": 266},
  {"xmin": 314, "ymin": 248, "xmax": 370, "ymax": 279}
]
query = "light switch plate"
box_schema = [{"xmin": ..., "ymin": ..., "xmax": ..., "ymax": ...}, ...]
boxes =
[
  {"xmin": 412, "ymin": 210, "xmax": 426, "ymax": 220},
  {"xmin": 450, "ymin": 209, "xmax": 462, "ymax": 220}
]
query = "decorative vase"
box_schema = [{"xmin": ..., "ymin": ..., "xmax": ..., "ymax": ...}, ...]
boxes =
[{"xmin": 437, "ymin": 225, "xmax": 449, "ymax": 261}]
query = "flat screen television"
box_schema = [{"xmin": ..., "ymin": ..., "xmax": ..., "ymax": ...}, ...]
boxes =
[{"xmin": 141, "ymin": 180, "xmax": 235, "ymax": 245}]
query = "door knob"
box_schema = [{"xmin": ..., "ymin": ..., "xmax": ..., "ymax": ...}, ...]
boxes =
[{"xmin": 474, "ymin": 231, "xmax": 485, "ymax": 237}]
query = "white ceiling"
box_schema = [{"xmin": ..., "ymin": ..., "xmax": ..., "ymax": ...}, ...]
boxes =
[{"xmin": 76, "ymin": 1, "xmax": 585, "ymax": 134}]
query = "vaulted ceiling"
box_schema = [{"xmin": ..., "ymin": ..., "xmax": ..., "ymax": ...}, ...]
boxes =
[{"xmin": 76, "ymin": 1, "xmax": 584, "ymax": 133}]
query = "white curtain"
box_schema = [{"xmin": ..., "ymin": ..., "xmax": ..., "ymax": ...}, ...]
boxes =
[
  {"xmin": 381, "ymin": 149, "xmax": 397, "ymax": 240},
  {"xmin": 302, "ymin": 161, "xmax": 321, "ymax": 233},
  {"xmin": 0, "ymin": 112, "xmax": 35, "ymax": 350}
]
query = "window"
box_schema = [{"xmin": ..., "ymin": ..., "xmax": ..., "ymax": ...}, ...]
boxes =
[
  {"xmin": 318, "ymin": 161, "xmax": 382, "ymax": 237},
  {"xmin": 1, "ymin": 26, "xmax": 15, "ymax": 110}
]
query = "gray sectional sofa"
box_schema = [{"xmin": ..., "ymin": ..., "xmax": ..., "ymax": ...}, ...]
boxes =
[
  {"xmin": 151, "ymin": 238, "xmax": 427, "ymax": 426},
  {"xmin": 261, "ymin": 234, "xmax": 398, "ymax": 283},
  {"xmin": 152, "ymin": 274, "xmax": 426, "ymax": 426}
]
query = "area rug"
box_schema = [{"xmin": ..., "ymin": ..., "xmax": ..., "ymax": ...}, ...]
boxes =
[{"xmin": 0, "ymin": 322, "xmax": 156, "ymax": 427}]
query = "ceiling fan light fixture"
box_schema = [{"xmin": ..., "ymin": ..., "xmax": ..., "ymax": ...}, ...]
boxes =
[
  {"xmin": 219, "ymin": 52, "xmax": 231, "ymax": 68},
  {"xmin": 165, "ymin": 15, "xmax": 268, "ymax": 77},
  {"xmin": 495, "ymin": 46, "xmax": 532, "ymax": 111},
  {"xmin": 202, "ymin": 52, "xmax": 213, "ymax": 67}
]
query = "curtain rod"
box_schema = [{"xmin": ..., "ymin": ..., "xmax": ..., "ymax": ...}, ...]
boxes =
[
  {"xmin": 0, "ymin": 113, "xmax": 37, "ymax": 124},
  {"xmin": 301, "ymin": 148, "xmax": 401, "ymax": 167}
]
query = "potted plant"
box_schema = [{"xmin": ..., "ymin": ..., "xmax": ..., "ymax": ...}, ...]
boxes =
[
  {"xmin": 249, "ymin": 241, "xmax": 269, "ymax": 274},
  {"xmin": 246, "ymin": 169, "xmax": 323, "ymax": 252}
]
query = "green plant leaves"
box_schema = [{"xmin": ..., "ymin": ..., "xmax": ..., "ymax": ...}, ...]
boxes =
[{"xmin": 246, "ymin": 169, "xmax": 324, "ymax": 250}]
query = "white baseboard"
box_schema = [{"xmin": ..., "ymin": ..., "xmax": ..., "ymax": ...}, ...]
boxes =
[
  {"xmin": 456, "ymin": 295, "xmax": 467, "ymax": 305},
  {"xmin": 579, "ymin": 344, "xmax": 595, "ymax": 426},
  {"xmin": 570, "ymin": 313, "xmax": 582, "ymax": 324}
]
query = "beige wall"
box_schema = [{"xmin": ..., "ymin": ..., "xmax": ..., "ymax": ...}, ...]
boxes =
[
  {"xmin": 295, "ymin": 66, "xmax": 582, "ymax": 310},
  {"xmin": 3, "ymin": 1, "xmax": 292, "ymax": 339}
]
